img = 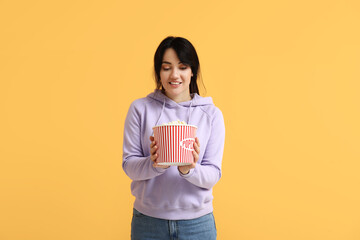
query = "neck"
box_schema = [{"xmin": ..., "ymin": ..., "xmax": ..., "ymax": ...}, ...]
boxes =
[{"xmin": 165, "ymin": 93, "xmax": 192, "ymax": 103}]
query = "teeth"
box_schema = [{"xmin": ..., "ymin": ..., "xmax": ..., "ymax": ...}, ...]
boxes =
[{"xmin": 170, "ymin": 82, "xmax": 181, "ymax": 85}]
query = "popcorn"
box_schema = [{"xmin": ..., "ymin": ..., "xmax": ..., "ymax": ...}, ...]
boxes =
[{"xmin": 161, "ymin": 120, "xmax": 187, "ymax": 125}]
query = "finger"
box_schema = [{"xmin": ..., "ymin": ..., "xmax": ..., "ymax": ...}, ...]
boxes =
[
  {"xmin": 150, "ymin": 136, "xmax": 154, "ymax": 141},
  {"xmin": 187, "ymin": 162, "xmax": 196, "ymax": 169},
  {"xmin": 193, "ymin": 142, "xmax": 200, "ymax": 154},
  {"xmin": 150, "ymin": 145, "xmax": 157, "ymax": 155},
  {"xmin": 150, "ymin": 141, "xmax": 156, "ymax": 148},
  {"xmin": 192, "ymin": 150, "xmax": 199, "ymax": 163},
  {"xmin": 153, "ymin": 162, "xmax": 162, "ymax": 168},
  {"xmin": 195, "ymin": 137, "xmax": 200, "ymax": 147},
  {"xmin": 151, "ymin": 153, "xmax": 158, "ymax": 162}
]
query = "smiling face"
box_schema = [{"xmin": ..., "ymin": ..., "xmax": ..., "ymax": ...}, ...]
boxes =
[{"xmin": 160, "ymin": 48, "xmax": 193, "ymax": 103}]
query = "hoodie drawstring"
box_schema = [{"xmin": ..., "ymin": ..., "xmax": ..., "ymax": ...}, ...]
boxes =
[
  {"xmin": 187, "ymin": 100, "xmax": 193, "ymax": 125},
  {"xmin": 154, "ymin": 95, "xmax": 194, "ymax": 128},
  {"xmin": 155, "ymin": 98, "xmax": 166, "ymax": 127}
]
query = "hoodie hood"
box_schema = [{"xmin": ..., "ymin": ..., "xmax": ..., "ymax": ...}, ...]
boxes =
[{"xmin": 147, "ymin": 89, "xmax": 214, "ymax": 126}]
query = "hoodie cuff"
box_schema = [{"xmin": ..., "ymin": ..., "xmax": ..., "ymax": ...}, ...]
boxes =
[
  {"xmin": 152, "ymin": 165, "xmax": 169, "ymax": 174},
  {"xmin": 179, "ymin": 168, "xmax": 195, "ymax": 178}
]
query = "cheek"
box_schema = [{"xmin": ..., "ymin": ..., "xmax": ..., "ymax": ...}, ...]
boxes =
[
  {"xmin": 183, "ymin": 71, "xmax": 192, "ymax": 82},
  {"xmin": 160, "ymin": 71, "xmax": 167, "ymax": 82}
]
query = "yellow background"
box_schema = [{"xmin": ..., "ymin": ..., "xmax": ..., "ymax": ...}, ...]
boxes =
[{"xmin": 1, "ymin": 0, "xmax": 359, "ymax": 239}]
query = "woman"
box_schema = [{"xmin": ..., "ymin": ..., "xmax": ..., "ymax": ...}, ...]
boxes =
[{"xmin": 122, "ymin": 36, "xmax": 225, "ymax": 240}]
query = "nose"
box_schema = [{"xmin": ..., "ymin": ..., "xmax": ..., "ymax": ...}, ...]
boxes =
[{"xmin": 170, "ymin": 68, "xmax": 179, "ymax": 79}]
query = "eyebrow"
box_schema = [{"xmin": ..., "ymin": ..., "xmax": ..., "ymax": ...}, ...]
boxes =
[{"xmin": 162, "ymin": 61, "xmax": 183, "ymax": 65}]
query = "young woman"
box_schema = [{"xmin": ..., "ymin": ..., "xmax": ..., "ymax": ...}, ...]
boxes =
[{"xmin": 122, "ymin": 36, "xmax": 225, "ymax": 240}]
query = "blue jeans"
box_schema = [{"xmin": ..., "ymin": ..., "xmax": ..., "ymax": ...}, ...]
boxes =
[{"xmin": 131, "ymin": 208, "xmax": 217, "ymax": 240}]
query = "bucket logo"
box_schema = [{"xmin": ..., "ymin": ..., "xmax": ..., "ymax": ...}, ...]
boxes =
[{"xmin": 180, "ymin": 138, "xmax": 195, "ymax": 151}]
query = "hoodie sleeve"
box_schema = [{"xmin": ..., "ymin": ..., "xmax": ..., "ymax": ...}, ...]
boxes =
[
  {"xmin": 180, "ymin": 107, "xmax": 225, "ymax": 189},
  {"xmin": 122, "ymin": 101, "xmax": 167, "ymax": 181}
]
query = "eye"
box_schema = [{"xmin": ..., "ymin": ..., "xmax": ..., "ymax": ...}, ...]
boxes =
[
  {"xmin": 162, "ymin": 65, "xmax": 171, "ymax": 71},
  {"xmin": 179, "ymin": 65, "xmax": 188, "ymax": 70}
]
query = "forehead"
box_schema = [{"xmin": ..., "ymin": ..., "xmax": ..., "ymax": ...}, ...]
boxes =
[{"xmin": 162, "ymin": 48, "xmax": 180, "ymax": 63}]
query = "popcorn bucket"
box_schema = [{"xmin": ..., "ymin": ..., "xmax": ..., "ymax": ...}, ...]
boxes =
[{"xmin": 152, "ymin": 124, "xmax": 197, "ymax": 166}]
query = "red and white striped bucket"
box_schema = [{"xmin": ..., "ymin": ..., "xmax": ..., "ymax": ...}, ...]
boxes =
[{"xmin": 152, "ymin": 124, "xmax": 197, "ymax": 166}]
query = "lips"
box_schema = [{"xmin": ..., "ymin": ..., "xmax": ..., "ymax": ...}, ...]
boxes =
[{"xmin": 169, "ymin": 82, "xmax": 182, "ymax": 85}]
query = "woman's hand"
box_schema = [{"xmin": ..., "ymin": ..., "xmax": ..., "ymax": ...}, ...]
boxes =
[
  {"xmin": 149, "ymin": 136, "xmax": 169, "ymax": 169},
  {"xmin": 178, "ymin": 137, "xmax": 200, "ymax": 175}
]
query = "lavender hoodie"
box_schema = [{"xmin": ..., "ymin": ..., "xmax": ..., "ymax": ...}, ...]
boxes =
[{"xmin": 122, "ymin": 89, "xmax": 225, "ymax": 220}]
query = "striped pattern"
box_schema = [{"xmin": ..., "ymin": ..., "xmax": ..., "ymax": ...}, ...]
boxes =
[{"xmin": 153, "ymin": 125, "xmax": 197, "ymax": 166}]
